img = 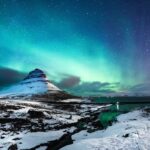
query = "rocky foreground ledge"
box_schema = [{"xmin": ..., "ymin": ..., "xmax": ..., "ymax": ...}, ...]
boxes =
[{"xmin": 0, "ymin": 99, "xmax": 109, "ymax": 150}]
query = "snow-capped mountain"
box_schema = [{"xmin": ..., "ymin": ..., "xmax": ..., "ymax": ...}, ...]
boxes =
[{"xmin": 0, "ymin": 68, "xmax": 76, "ymax": 100}]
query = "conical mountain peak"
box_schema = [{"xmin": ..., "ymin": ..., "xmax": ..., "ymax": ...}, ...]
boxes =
[
  {"xmin": 0, "ymin": 68, "xmax": 61, "ymax": 98},
  {"xmin": 24, "ymin": 68, "xmax": 46, "ymax": 80}
]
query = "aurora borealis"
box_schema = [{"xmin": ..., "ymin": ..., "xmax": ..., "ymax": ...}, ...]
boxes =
[{"xmin": 0, "ymin": 0, "xmax": 150, "ymax": 96}]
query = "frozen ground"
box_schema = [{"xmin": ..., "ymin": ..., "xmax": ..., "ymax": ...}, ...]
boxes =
[
  {"xmin": 61, "ymin": 108, "xmax": 150, "ymax": 150},
  {"xmin": 0, "ymin": 99, "xmax": 108, "ymax": 149},
  {"xmin": 1, "ymin": 99, "xmax": 150, "ymax": 150}
]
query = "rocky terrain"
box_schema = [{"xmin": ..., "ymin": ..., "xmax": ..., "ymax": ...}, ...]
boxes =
[
  {"xmin": 0, "ymin": 69, "xmax": 110, "ymax": 150},
  {"xmin": 61, "ymin": 107, "xmax": 150, "ymax": 150},
  {"xmin": 0, "ymin": 99, "xmax": 109, "ymax": 150}
]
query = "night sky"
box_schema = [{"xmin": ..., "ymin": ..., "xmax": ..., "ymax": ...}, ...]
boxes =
[{"xmin": 0, "ymin": 0, "xmax": 150, "ymax": 96}]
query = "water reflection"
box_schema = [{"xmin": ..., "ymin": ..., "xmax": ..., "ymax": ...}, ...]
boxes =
[{"xmin": 95, "ymin": 97, "xmax": 150, "ymax": 127}]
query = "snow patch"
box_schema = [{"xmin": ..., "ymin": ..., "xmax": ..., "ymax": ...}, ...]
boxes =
[{"xmin": 61, "ymin": 109, "xmax": 150, "ymax": 150}]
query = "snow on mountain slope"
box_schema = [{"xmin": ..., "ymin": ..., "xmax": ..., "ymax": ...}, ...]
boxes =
[
  {"xmin": 61, "ymin": 109, "xmax": 150, "ymax": 150},
  {"xmin": 0, "ymin": 68, "xmax": 61, "ymax": 97}
]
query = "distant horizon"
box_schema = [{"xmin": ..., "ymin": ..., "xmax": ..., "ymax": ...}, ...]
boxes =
[{"xmin": 0, "ymin": 67, "xmax": 150, "ymax": 97}]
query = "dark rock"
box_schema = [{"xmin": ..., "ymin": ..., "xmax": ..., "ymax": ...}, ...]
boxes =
[
  {"xmin": 28, "ymin": 110, "xmax": 45, "ymax": 118},
  {"xmin": 8, "ymin": 144, "xmax": 18, "ymax": 150},
  {"xmin": 123, "ymin": 133, "xmax": 129, "ymax": 138},
  {"xmin": 24, "ymin": 68, "xmax": 46, "ymax": 80},
  {"xmin": 92, "ymin": 120, "xmax": 103, "ymax": 129},
  {"xmin": 0, "ymin": 118, "xmax": 30, "ymax": 124},
  {"xmin": 46, "ymin": 133, "xmax": 73, "ymax": 150},
  {"xmin": 13, "ymin": 137, "xmax": 21, "ymax": 141},
  {"xmin": 144, "ymin": 108, "xmax": 150, "ymax": 113},
  {"xmin": 30, "ymin": 133, "xmax": 73, "ymax": 150},
  {"xmin": 32, "ymin": 91, "xmax": 80, "ymax": 101},
  {"xmin": 1, "ymin": 136, "xmax": 5, "ymax": 139},
  {"xmin": 0, "ymin": 104, "xmax": 21, "ymax": 111}
]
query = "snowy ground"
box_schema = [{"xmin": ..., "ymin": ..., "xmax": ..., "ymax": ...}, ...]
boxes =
[
  {"xmin": 1, "ymin": 99, "xmax": 150, "ymax": 150},
  {"xmin": 0, "ymin": 99, "xmax": 108, "ymax": 149},
  {"xmin": 61, "ymin": 108, "xmax": 150, "ymax": 150},
  {"xmin": 1, "ymin": 129, "xmax": 68, "ymax": 150}
]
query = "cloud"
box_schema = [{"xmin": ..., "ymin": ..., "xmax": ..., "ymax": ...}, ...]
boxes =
[
  {"xmin": 57, "ymin": 75, "xmax": 81, "ymax": 89},
  {"xmin": 66, "ymin": 81, "xmax": 119, "ymax": 96},
  {"xmin": 127, "ymin": 83, "xmax": 150, "ymax": 96},
  {"xmin": 130, "ymin": 83, "xmax": 150, "ymax": 91},
  {"xmin": 0, "ymin": 67, "xmax": 27, "ymax": 89},
  {"xmin": 55, "ymin": 74, "xmax": 120, "ymax": 96},
  {"xmin": 56, "ymin": 77, "xmax": 150, "ymax": 96}
]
